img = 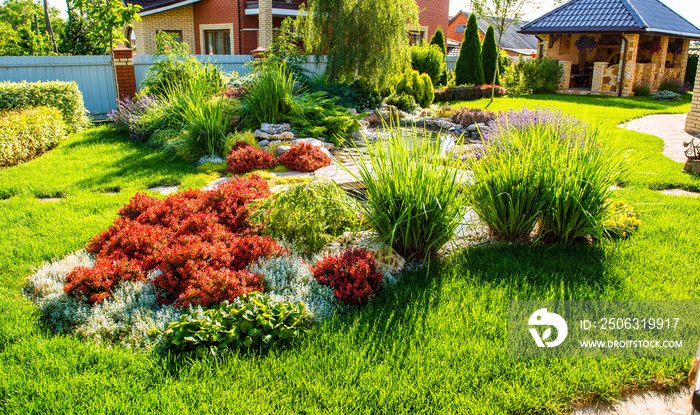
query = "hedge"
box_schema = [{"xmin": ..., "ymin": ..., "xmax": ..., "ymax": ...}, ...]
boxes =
[
  {"xmin": 0, "ymin": 81, "xmax": 89, "ymax": 132},
  {"xmin": 686, "ymin": 53, "xmax": 698, "ymax": 89},
  {"xmin": 0, "ymin": 106, "xmax": 66, "ymax": 167},
  {"xmin": 434, "ymin": 85, "xmax": 506, "ymax": 102}
]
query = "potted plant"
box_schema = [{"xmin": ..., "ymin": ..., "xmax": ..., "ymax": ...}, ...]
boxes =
[
  {"xmin": 575, "ymin": 35, "xmax": 597, "ymax": 72},
  {"xmin": 684, "ymin": 136, "xmax": 700, "ymax": 174}
]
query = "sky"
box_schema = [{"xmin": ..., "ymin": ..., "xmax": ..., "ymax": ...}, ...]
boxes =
[
  {"xmin": 45, "ymin": 0, "xmax": 700, "ymax": 30},
  {"xmin": 449, "ymin": 0, "xmax": 700, "ymax": 29}
]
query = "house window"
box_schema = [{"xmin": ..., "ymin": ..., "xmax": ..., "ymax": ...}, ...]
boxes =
[
  {"xmin": 409, "ymin": 31, "xmax": 422, "ymax": 46},
  {"xmin": 205, "ymin": 30, "xmax": 231, "ymax": 55},
  {"xmin": 456, "ymin": 25, "xmax": 466, "ymax": 33},
  {"xmin": 158, "ymin": 30, "xmax": 183, "ymax": 44}
]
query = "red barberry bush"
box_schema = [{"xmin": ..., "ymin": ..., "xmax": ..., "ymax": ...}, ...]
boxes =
[
  {"xmin": 65, "ymin": 176, "xmax": 282, "ymax": 307},
  {"xmin": 226, "ymin": 145, "xmax": 278, "ymax": 174},
  {"xmin": 279, "ymin": 143, "xmax": 331, "ymax": 172},
  {"xmin": 312, "ymin": 247, "xmax": 383, "ymax": 306}
]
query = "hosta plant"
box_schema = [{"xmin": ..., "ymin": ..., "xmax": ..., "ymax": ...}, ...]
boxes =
[{"xmin": 154, "ymin": 292, "xmax": 310, "ymax": 356}]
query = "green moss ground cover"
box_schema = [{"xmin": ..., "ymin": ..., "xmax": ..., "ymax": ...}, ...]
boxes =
[{"xmin": 1, "ymin": 95, "xmax": 699, "ymax": 414}]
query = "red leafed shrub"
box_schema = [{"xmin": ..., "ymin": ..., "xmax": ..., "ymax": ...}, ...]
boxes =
[
  {"xmin": 66, "ymin": 176, "xmax": 278, "ymax": 307},
  {"xmin": 312, "ymin": 248, "xmax": 383, "ymax": 306},
  {"xmin": 279, "ymin": 143, "xmax": 331, "ymax": 172},
  {"xmin": 176, "ymin": 268, "xmax": 263, "ymax": 308},
  {"xmin": 64, "ymin": 258, "xmax": 145, "ymax": 304},
  {"xmin": 226, "ymin": 145, "xmax": 278, "ymax": 174}
]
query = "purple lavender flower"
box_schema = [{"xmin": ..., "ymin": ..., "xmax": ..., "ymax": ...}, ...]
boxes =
[
  {"xmin": 481, "ymin": 107, "xmax": 588, "ymax": 147},
  {"xmin": 108, "ymin": 95, "xmax": 157, "ymax": 142},
  {"xmin": 668, "ymin": 42, "xmax": 683, "ymax": 56},
  {"xmin": 575, "ymin": 35, "xmax": 597, "ymax": 52}
]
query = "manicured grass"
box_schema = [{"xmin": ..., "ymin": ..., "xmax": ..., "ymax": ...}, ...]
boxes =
[{"xmin": 1, "ymin": 96, "xmax": 700, "ymax": 414}]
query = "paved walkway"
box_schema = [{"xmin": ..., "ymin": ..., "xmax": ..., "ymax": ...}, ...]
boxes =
[
  {"xmin": 571, "ymin": 389, "xmax": 691, "ymax": 415},
  {"xmin": 618, "ymin": 113, "xmax": 694, "ymax": 163}
]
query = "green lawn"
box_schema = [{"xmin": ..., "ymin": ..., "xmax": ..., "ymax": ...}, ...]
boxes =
[{"xmin": 1, "ymin": 95, "xmax": 700, "ymax": 414}]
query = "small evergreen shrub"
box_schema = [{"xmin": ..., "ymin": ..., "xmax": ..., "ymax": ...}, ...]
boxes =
[
  {"xmin": 502, "ymin": 58, "xmax": 563, "ymax": 95},
  {"xmin": 652, "ymin": 90, "xmax": 681, "ymax": 101},
  {"xmin": 225, "ymin": 130, "xmax": 260, "ymax": 152},
  {"xmin": 633, "ymin": 84, "xmax": 652, "ymax": 97},
  {"xmin": 481, "ymin": 25, "xmax": 500, "ymax": 85},
  {"xmin": 429, "ymin": 26, "xmax": 448, "ymax": 85},
  {"xmin": 384, "ymin": 93, "xmax": 417, "ymax": 112},
  {"xmin": 435, "ymin": 105, "xmax": 452, "ymax": 118},
  {"xmin": 410, "ymin": 44, "xmax": 446, "ymax": 87},
  {"xmin": 254, "ymin": 181, "xmax": 360, "ymax": 255},
  {"xmin": 0, "ymin": 80, "xmax": 89, "ymax": 132},
  {"xmin": 279, "ymin": 143, "xmax": 331, "ymax": 172},
  {"xmin": 451, "ymin": 107, "xmax": 496, "ymax": 127},
  {"xmin": 226, "ymin": 146, "xmax": 278, "ymax": 174},
  {"xmin": 312, "ymin": 248, "xmax": 383, "ymax": 306},
  {"xmin": 434, "ymin": 85, "xmax": 506, "ymax": 102},
  {"xmin": 0, "ymin": 106, "xmax": 66, "ymax": 167},
  {"xmin": 155, "ymin": 292, "xmax": 310, "ymax": 356},
  {"xmin": 305, "ymin": 81, "xmax": 381, "ymax": 110},
  {"xmin": 395, "ymin": 69, "xmax": 434, "ymax": 108}
]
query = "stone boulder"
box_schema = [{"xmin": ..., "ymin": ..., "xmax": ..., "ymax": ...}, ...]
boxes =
[{"xmin": 275, "ymin": 145, "xmax": 292, "ymax": 156}]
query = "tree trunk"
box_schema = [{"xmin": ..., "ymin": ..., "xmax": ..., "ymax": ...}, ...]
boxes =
[{"xmin": 43, "ymin": 0, "xmax": 58, "ymax": 54}]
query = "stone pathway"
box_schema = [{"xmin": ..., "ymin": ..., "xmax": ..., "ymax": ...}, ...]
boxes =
[
  {"xmin": 618, "ymin": 113, "xmax": 693, "ymax": 163},
  {"xmin": 571, "ymin": 389, "xmax": 691, "ymax": 415},
  {"xmin": 660, "ymin": 188, "xmax": 700, "ymax": 197}
]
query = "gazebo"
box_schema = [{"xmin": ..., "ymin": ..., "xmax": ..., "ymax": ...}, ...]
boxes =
[{"xmin": 520, "ymin": 0, "xmax": 700, "ymax": 96}]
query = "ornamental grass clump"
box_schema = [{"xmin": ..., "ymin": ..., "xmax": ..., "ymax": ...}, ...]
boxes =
[
  {"xmin": 349, "ymin": 123, "xmax": 465, "ymax": 258},
  {"xmin": 467, "ymin": 116, "xmax": 627, "ymax": 243}
]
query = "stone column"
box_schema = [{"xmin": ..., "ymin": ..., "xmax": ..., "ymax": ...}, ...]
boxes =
[
  {"xmin": 539, "ymin": 34, "xmax": 551, "ymax": 60},
  {"xmin": 558, "ymin": 61, "xmax": 572, "ymax": 89},
  {"xmin": 679, "ymin": 39, "xmax": 692, "ymax": 83},
  {"xmin": 621, "ymin": 34, "xmax": 639, "ymax": 97},
  {"xmin": 591, "ymin": 62, "xmax": 608, "ymax": 93},
  {"xmin": 112, "ymin": 46, "xmax": 137, "ymax": 100},
  {"xmin": 258, "ymin": 0, "xmax": 273, "ymax": 49},
  {"xmin": 686, "ymin": 69, "xmax": 700, "ymax": 135},
  {"xmin": 651, "ymin": 36, "xmax": 669, "ymax": 90}
]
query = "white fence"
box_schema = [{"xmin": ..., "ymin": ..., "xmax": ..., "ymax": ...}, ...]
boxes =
[{"xmin": 0, "ymin": 56, "xmax": 116, "ymax": 117}]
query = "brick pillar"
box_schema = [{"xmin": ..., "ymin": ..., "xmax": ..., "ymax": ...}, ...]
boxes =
[
  {"xmin": 112, "ymin": 46, "xmax": 137, "ymax": 100},
  {"xmin": 258, "ymin": 0, "xmax": 273, "ymax": 49},
  {"xmin": 591, "ymin": 62, "xmax": 608, "ymax": 93},
  {"xmin": 558, "ymin": 61, "xmax": 572, "ymax": 89},
  {"xmin": 651, "ymin": 36, "xmax": 669, "ymax": 90},
  {"xmin": 686, "ymin": 69, "xmax": 700, "ymax": 135},
  {"xmin": 621, "ymin": 34, "xmax": 639, "ymax": 97}
]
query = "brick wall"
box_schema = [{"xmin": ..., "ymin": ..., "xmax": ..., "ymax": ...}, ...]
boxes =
[
  {"xmin": 686, "ymin": 69, "xmax": 700, "ymax": 135},
  {"xmin": 446, "ymin": 12, "xmax": 467, "ymax": 43},
  {"xmin": 415, "ymin": 0, "xmax": 449, "ymax": 41},
  {"xmin": 193, "ymin": 0, "xmax": 240, "ymax": 54},
  {"xmin": 133, "ymin": 5, "xmax": 196, "ymax": 55}
]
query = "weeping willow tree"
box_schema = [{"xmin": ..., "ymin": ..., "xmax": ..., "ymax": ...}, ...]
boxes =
[{"xmin": 299, "ymin": 0, "xmax": 419, "ymax": 91}]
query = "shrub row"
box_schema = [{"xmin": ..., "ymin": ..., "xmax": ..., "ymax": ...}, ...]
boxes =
[
  {"xmin": 0, "ymin": 81, "xmax": 89, "ymax": 132},
  {"xmin": 502, "ymin": 58, "xmax": 563, "ymax": 95},
  {"xmin": 0, "ymin": 106, "xmax": 65, "ymax": 167},
  {"xmin": 434, "ymin": 84, "xmax": 506, "ymax": 103}
]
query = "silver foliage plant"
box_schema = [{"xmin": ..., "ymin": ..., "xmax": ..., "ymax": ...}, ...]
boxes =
[{"xmin": 25, "ymin": 251, "xmax": 183, "ymax": 349}]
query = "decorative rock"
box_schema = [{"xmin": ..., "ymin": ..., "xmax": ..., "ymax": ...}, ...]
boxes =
[
  {"xmin": 275, "ymin": 145, "xmax": 292, "ymax": 156},
  {"xmin": 471, "ymin": 132, "xmax": 480, "ymax": 138},
  {"xmin": 260, "ymin": 123, "xmax": 277, "ymax": 135},
  {"xmin": 319, "ymin": 147, "xmax": 331, "ymax": 157},
  {"xmin": 271, "ymin": 134, "xmax": 283, "ymax": 141},
  {"xmin": 292, "ymin": 137, "xmax": 325, "ymax": 148},
  {"xmin": 279, "ymin": 131, "xmax": 295, "ymax": 141},
  {"xmin": 364, "ymin": 111, "xmax": 382, "ymax": 124},
  {"xmin": 258, "ymin": 139, "xmax": 269, "ymax": 147},
  {"xmin": 322, "ymin": 142, "xmax": 336, "ymax": 151},
  {"xmin": 347, "ymin": 108, "xmax": 358, "ymax": 115},
  {"xmin": 255, "ymin": 130, "xmax": 271, "ymax": 140},
  {"xmin": 358, "ymin": 120, "xmax": 370, "ymax": 128},
  {"xmin": 467, "ymin": 124, "xmax": 478, "ymax": 132}
]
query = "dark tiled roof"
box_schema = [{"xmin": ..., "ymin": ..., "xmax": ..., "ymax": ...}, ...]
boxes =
[
  {"xmin": 477, "ymin": 18, "xmax": 538, "ymax": 50},
  {"xmin": 520, "ymin": 0, "xmax": 700, "ymax": 39},
  {"xmin": 125, "ymin": 0, "xmax": 193, "ymax": 12}
]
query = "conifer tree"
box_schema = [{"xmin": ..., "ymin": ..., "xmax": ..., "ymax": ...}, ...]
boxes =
[
  {"xmin": 455, "ymin": 13, "xmax": 484, "ymax": 86},
  {"xmin": 481, "ymin": 24, "xmax": 499, "ymax": 85},
  {"xmin": 429, "ymin": 26, "xmax": 447, "ymax": 85}
]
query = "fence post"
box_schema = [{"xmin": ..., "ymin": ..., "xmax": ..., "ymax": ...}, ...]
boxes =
[{"xmin": 112, "ymin": 46, "xmax": 137, "ymax": 101}]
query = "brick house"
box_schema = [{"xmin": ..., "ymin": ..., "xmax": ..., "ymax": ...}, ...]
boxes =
[
  {"xmin": 125, "ymin": 0, "xmax": 449, "ymax": 55},
  {"xmin": 446, "ymin": 11, "xmax": 537, "ymax": 59},
  {"xmin": 519, "ymin": 0, "xmax": 700, "ymax": 96}
]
